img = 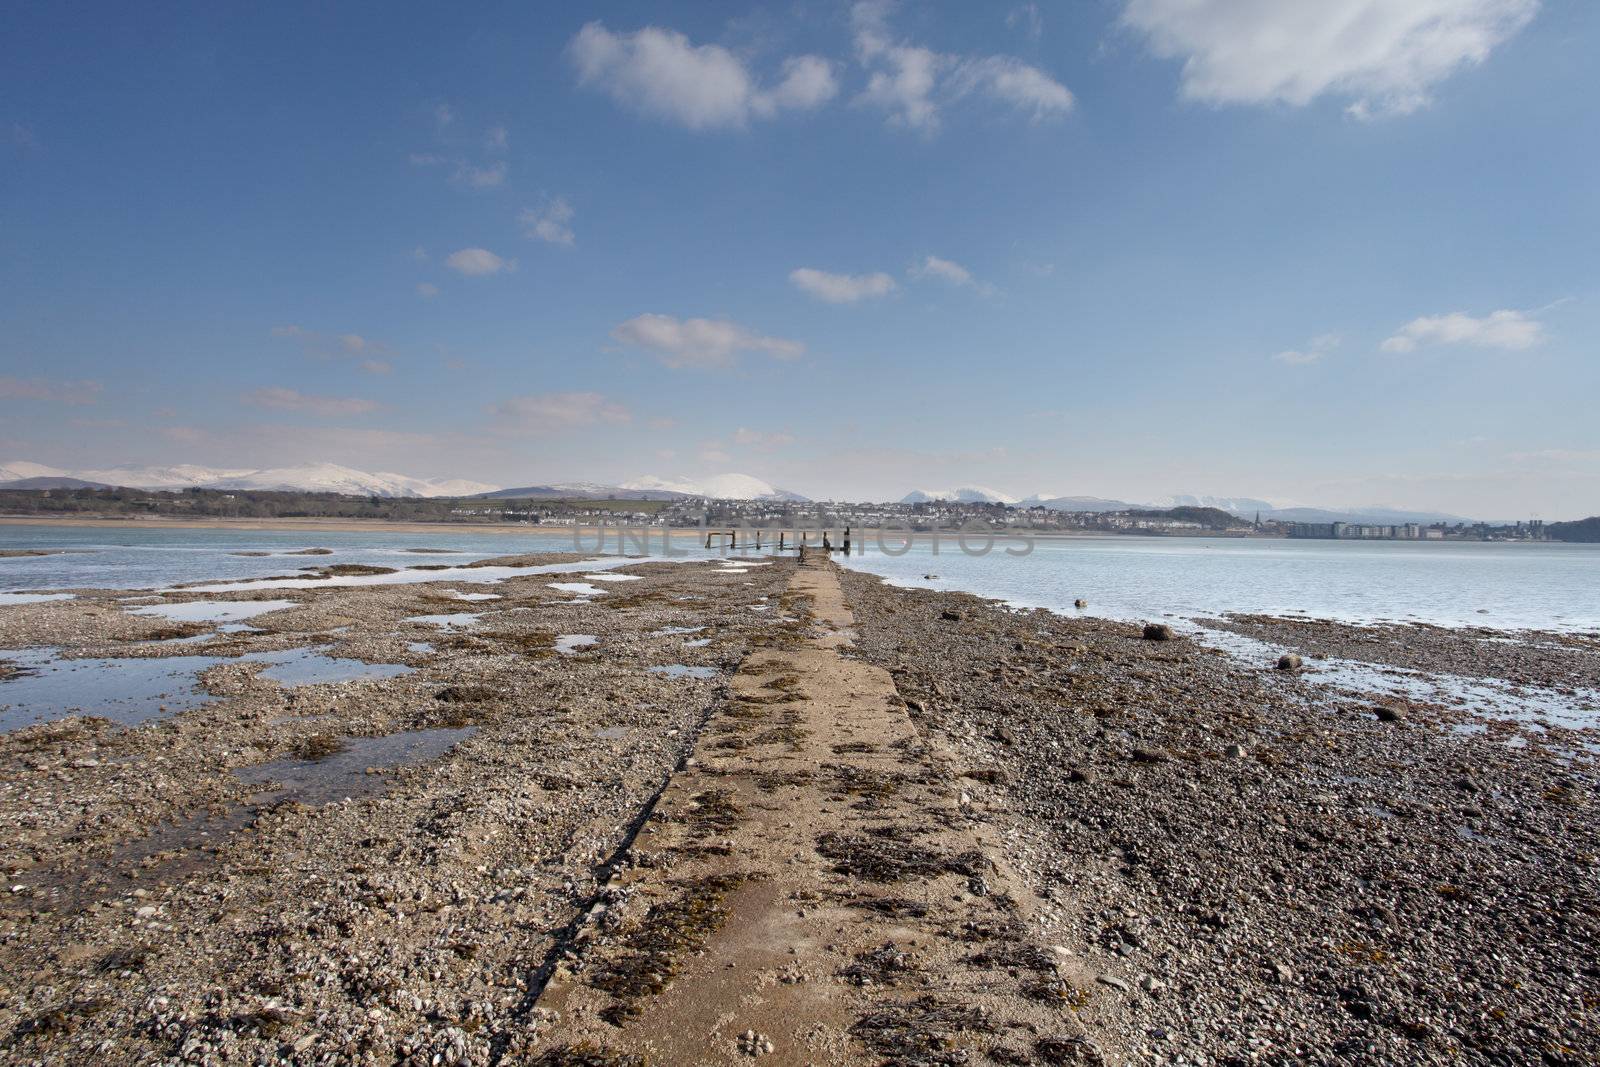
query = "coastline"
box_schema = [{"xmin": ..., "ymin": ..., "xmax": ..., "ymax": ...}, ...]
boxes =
[{"xmin": 0, "ymin": 553, "xmax": 1595, "ymax": 1061}]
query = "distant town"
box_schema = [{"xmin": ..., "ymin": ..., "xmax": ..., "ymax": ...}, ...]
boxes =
[{"xmin": 0, "ymin": 484, "xmax": 1579, "ymax": 542}]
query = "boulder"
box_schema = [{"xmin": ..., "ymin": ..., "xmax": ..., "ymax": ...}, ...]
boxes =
[{"xmin": 1142, "ymin": 623, "xmax": 1175, "ymax": 641}]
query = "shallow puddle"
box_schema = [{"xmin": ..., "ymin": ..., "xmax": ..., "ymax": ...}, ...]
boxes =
[
  {"xmin": 407, "ymin": 641, "xmax": 435, "ymax": 654},
  {"xmin": 0, "ymin": 592, "xmax": 77, "ymax": 605},
  {"xmin": 555, "ymin": 634, "xmax": 598, "ymax": 655},
  {"xmin": 246, "ymin": 648, "xmax": 414, "ymax": 687},
  {"xmin": 405, "ymin": 612, "xmax": 483, "ymax": 629},
  {"xmin": 580, "ymin": 573, "xmax": 643, "ymax": 583},
  {"xmin": 648, "ymin": 664, "xmax": 719, "ymax": 680},
  {"xmin": 234, "ymin": 727, "xmax": 477, "ymax": 806},
  {"xmin": 651, "ymin": 626, "xmax": 706, "ymax": 637},
  {"xmin": 549, "ymin": 582, "xmax": 606, "ymax": 597},
  {"xmin": 131, "ymin": 600, "xmax": 296, "ymax": 623},
  {"xmin": 0, "ymin": 644, "xmax": 414, "ymax": 732},
  {"xmin": 0, "ymin": 648, "xmax": 222, "ymax": 732},
  {"xmin": 595, "ymin": 725, "xmax": 629, "ymax": 739},
  {"xmin": 444, "ymin": 590, "xmax": 502, "ymax": 601}
]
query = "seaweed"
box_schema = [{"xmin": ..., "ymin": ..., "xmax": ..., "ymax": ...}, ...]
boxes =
[
  {"xmin": 816, "ymin": 831, "xmax": 984, "ymax": 883},
  {"xmin": 589, "ymin": 873, "xmax": 750, "ymax": 1022}
]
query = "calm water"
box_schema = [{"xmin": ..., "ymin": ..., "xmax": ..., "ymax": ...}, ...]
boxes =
[
  {"xmin": 2, "ymin": 524, "xmax": 1598, "ymax": 631},
  {"xmin": 841, "ymin": 534, "xmax": 1600, "ymax": 632}
]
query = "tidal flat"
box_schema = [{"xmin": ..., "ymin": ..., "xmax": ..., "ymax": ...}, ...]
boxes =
[{"xmin": 0, "ymin": 551, "xmax": 1594, "ymax": 1064}]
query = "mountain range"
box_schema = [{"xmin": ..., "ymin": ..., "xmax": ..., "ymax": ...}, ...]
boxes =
[
  {"xmin": 482, "ymin": 474, "xmax": 808, "ymax": 502},
  {"xmin": 0, "ymin": 461, "xmax": 496, "ymax": 499},
  {"xmin": 1, "ymin": 458, "xmax": 1483, "ymax": 522}
]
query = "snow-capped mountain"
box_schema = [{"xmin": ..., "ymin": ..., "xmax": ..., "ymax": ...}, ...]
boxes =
[
  {"xmin": 901, "ymin": 487, "xmax": 1017, "ymax": 504},
  {"xmin": 621, "ymin": 474, "xmax": 809, "ymax": 502},
  {"xmin": 0, "ymin": 460, "xmax": 498, "ymax": 498},
  {"xmin": 1018, "ymin": 494, "xmax": 1141, "ymax": 512}
]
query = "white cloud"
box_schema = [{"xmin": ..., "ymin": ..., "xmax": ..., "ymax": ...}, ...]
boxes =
[
  {"xmin": 0, "ymin": 376, "xmax": 103, "ymax": 405},
  {"xmin": 568, "ymin": 22, "xmax": 837, "ymax": 130},
  {"xmin": 244, "ymin": 387, "xmax": 380, "ymax": 417},
  {"xmin": 488, "ymin": 392, "xmax": 632, "ymax": 431},
  {"xmin": 433, "ymin": 103, "xmax": 455, "ymax": 128},
  {"xmin": 789, "ymin": 267, "xmax": 897, "ymax": 304},
  {"xmin": 445, "ymin": 248, "xmax": 514, "ymax": 276},
  {"xmin": 486, "ymin": 125, "xmax": 508, "ymax": 150},
  {"xmin": 521, "ymin": 197, "xmax": 576, "ymax": 246},
  {"xmin": 1120, "ymin": 0, "xmax": 1539, "ymax": 117},
  {"xmin": 1381, "ymin": 309, "xmax": 1544, "ymax": 353},
  {"xmin": 416, "ymin": 282, "xmax": 440, "ymax": 298},
  {"xmin": 913, "ymin": 254, "xmax": 974, "ymax": 286},
  {"xmin": 851, "ymin": 1, "xmax": 1072, "ymax": 130},
  {"xmin": 358, "ymin": 359, "xmax": 393, "ymax": 375},
  {"xmin": 767, "ymin": 55, "xmax": 840, "ymax": 111},
  {"xmin": 611, "ymin": 314, "xmax": 805, "ymax": 369},
  {"xmin": 1273, "ymin": 332, "xmax": 1341, "ymax": 365}
]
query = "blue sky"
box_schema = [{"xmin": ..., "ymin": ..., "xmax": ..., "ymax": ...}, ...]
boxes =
[{"xmin": 3, "ymin": 1, "xmax": 1597, "ymax": 517}]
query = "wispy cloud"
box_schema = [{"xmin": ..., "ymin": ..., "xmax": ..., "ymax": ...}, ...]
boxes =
[
  {"xmin": 912, "ymin": 254, "xmax": 974, "ymax": 286},
  {"xmin": 1381, "ymin": 309, "xmax": 1543, "ymax": 353},
  {"xmin": 416, "ymin": 282, "xmax": 440, "ymax": 299},
  {"xmin": 611, "ymin": 314, "xmax": 805, "ymax": 369},
  {"xmin": 445, "ymin": 248, "xmax": 514, "ymax": 276},
  {"xmin": 488, "ymin": 392, "xmax": 632, "ymax": 431},
  {"xmin": 271, "ymin": 325, "xmax": 394, "ymax": 371},
  {"xmin": 789, "ymin": 267, "xmax": 897, "ymax": 304},
  {"xmin": 1273, "ymin": 332, "xmax": 1341, "ymax": 365},
  {"xmin": 733, "ymin": 427, "xmax": 796, "ymax": 448},
  {"xmin": 851, "ymin": 1, "xmax": 1072, "ymax": 131},
  {"xmin": 521, "ymin": 196, "xmax": 576, "ymax": 246},
  {"xmin": 568, "ymin": 22, "xmax": 837, "ymax": 130},
  {"xmin": 0, "ymin": 376, "xmax": 103, "ymax": 405},
  {"xmin": 1006, "ymin": 3, "xmax": 1044, "ymax": 41},
  {"xmin": 244, "ymin": 387, "xmax": 380, "ymax": 417},
  {"xmin": 1119, "ymin": 0, "xmax": 1539, "ymax": 118}
]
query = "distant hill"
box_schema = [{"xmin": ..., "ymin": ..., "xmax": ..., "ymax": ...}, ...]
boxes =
[
  {"xmin": 0, "ymin": 476, "xmax": 114, "ymax": 490},
  {"xmin": 1548, "ymin": 516, "xmax": 1600, "ymax": 543},
  {"xmin": 902, "ymin": 487, "xmax": 1017, "ymax": 504},
  {"xmin": 1019, "ymin": 494, "xmax": 1141, "ymax": 512},
  {"xmin": 478, "ymin": 483, "xmax": 688, "ymax": 501},
  {"xmin": 620, "ymin": 474, "xmax": 809, "ymax": 502}
]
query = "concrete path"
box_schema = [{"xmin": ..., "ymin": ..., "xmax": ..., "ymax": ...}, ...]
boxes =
[{"xmin": 532, "ymin": 552, "xmax": 1097, "ymax": 1064}]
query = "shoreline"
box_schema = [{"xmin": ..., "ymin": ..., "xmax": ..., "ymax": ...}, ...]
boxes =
[{"xmin": 0, "ymin": 513, "xmax": 1575, "ymax": 550}]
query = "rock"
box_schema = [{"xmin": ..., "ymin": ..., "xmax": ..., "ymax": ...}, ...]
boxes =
[
  {"xmin": 1074, "ymin": 599, "xmax": 1088, "ymax": 609},
  {"xmin": 1140, "ymin": 975, "xmax": 1166, "ymax": 994},
  {"xmin": 1269, "ymin": 960, "xmax": 1295, "ymax": 983},
  {"xmin": 1094, "ymin": 973, "xmax": 1130, "ymax": 992},
  {"xmin": 1374, "ymin": 704, "xmax": 1404, "ymax": 722},
  {"xmin": 1142, "ymin": 623, "xmax": 1175, "ymax": 641},
  {"xmin": 1068, "ymin": 767, "xmax": 1096, "ymax": 784},
  {"xmin": 1224, "ymin": 744, "xmax": 1247, "ymax": 758},
  {"xmin": 1130, "ymin": 747, "xmax": 1168, "ymax": 763},
  {"xmin": 941, "ymin": 610, "xmax": 964, "ymax": 622},
  {"xmin": 1276, "ymin": 653, "xmax": 1302, "ymax": 670}
]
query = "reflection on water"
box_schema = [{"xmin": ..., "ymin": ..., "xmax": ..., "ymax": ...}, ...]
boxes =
[
  {"xmin": 0, "ymin": 648, "xmax": 223, "ymax": 732},
  {"xmin": 234, "ymin": 727, "xmax": 477, "ymax": 805},
  {"xmin": 405, "ymin": 612, "xmax": 483, "ymax": 629},
  {"xmin": 131, "ymin": 600, "xmax": 296, "ymax": 623},
  {"xmin": 247, "ymin": 648, "xmax": 414, "ymax": 687},
  {"xmin": 648, "ymin": 664, "xmax": 719, "ymax": 679},
  {"xmin": 1, "ymin": 645, "xmax": 416, "ymax": 732},
  {"xmin": 555, "ymin": 634, "xmax": 598, "ymax": 655}
]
